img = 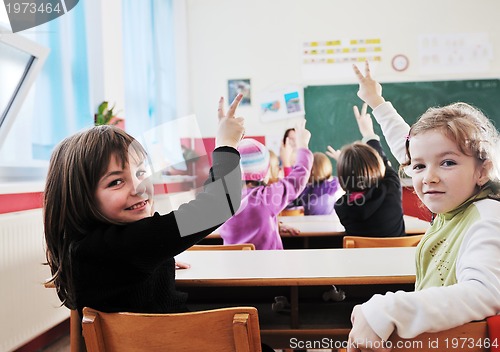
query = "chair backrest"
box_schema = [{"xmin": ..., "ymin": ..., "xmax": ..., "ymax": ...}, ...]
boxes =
[
  {"xmin": 82, "ymin": 306, "xmax": 262, "ymax": 352},
  {"xmin": 343, "ymin": 234, "xmax": 424, "ymax": 248},
  {"xmin": 279, "ymin": 207, "xmax": 304, "ymax": 216},
  {"xmin": 188, "ymin": 243, "xmax": 256, "ymax": 251},
  {"xmin": 388, "ymin": 320, "xmax": 488, "ymax": 351}
]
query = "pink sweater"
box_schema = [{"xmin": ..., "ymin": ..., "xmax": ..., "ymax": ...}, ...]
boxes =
[{"xmin": 219, "ymin": 148, "xmax": 313, "ymax": 250}]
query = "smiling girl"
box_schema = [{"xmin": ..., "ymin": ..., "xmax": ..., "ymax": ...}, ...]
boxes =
[
  {"xmin": 44, "ymin": 95, "xmax": 245, "ymax": 316},
  {"xmin": 347, "ymin": 62, "xmax": 500, "ymax": 352}
]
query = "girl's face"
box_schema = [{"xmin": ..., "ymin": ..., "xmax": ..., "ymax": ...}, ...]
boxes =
[
  {"xmin": 95, "ymin": 153, "xmax": 154, "ymax": 223},
  {"xmin": 408, "ymin": 130, "xmax": 488, "ymax": 214}
]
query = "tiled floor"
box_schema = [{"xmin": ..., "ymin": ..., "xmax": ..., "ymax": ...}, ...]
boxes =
[{"xmin": 40, "ymin": 334, "xmax": 70, "ymax": 352}]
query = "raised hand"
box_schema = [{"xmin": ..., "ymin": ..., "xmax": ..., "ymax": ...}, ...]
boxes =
[
  {"xmin": 216, "ymin": 94, "xmax": 245, "ymax": 148},
  {"xmin": 280, "ymin": 137, "xmax": 295, "ymax": 168},
  {"xmin": 353, "ymin": 103, "xmax": 375, "ymax": 138},
  {"xmin": 325, "ymin": 145, "xmax": 341, "ymax": 161},
  {"xmin": 352, "ymin": 61, "xmax": 385, "ymax": 110},
  {"xmin": 294, "ymin": 120, "xmax": 311, "ymax": 150}
]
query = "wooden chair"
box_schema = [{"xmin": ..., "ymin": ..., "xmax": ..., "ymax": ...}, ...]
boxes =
[
  {"xmin": 343, "ymin": 234, "xmax": 424, "ymax": 248},
  {"xmin": 188, "ymin": 243, "xmax": 256, "ymax": 251},
  {"xmin": 44, "ymin": 281, "xmax": 85, "ymax": 352},
  {"xmin": 279, "ymin": 207, "xmax": 304, "ymax": 216},
  {"xmin": 82, "ymin": 306, "xmax": 262, "ymax": 352},
  {"xmin": 388, "ymin": 320, "xmax": 488, "ymax": 351}
]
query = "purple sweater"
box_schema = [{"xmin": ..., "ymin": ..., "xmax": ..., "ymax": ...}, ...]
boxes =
[
  {"xmin": 219, "ymin": 148, "xmax": 313, "ymax": 250},
  {"xmin": 295, "ymin": 178, "xmax": 340, "ymax": 215}
]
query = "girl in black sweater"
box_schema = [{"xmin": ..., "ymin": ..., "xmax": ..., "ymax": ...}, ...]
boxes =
[{"xmin": 44, "ymin": 95, "xmax": 244, "ymax": 316}]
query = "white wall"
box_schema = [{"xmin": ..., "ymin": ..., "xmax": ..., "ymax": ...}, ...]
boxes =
[
  {"xmin": 86, "ymin": 0, "xmax": 125, "ymax": 114},
  {"xmin": 185, "ymin": 0, "xmax": 500, "ymax": 152}
]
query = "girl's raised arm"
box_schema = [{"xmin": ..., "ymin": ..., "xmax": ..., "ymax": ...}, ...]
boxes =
[{"xmin": 216, "ymin": 94, "xmax": 245, "ymax": 148}]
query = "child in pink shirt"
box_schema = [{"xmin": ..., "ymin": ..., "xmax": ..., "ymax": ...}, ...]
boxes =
[{"xmin": 219, "ymin": 121, "xmax": 313, "ymax": 249}]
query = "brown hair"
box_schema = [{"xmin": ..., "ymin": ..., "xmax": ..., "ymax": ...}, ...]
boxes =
[
  {"xmin": 43, "ymin": 125, "xmax": 146, "ymax": 309},
  {"xmin": 310, "ymin": 152, "xmax": 333, "ymax": 183},
  {"xmin": 402, "ymin": 102, "xmax": 500, "ymax": 194},
  {"xmin": 337, "ymin": 142, "xmax": 384, "ymax": 192},
  {"xmin": 282, "ymin": 128, "xmax": 295, "ymax": 144}
]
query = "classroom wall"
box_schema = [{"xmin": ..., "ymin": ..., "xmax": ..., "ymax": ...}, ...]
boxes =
[{"xmin": 185, "ymin": 0, "xmax": 500, "ymax": 152}]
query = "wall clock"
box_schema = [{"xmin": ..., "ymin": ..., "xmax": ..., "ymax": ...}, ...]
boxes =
[{"xmin": 391, "ymin": 54, "xmax": 409, "ymax": 72}]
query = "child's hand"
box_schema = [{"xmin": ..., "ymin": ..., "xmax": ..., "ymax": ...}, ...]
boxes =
[
  {"xmin": 216, "ymin": 94, "xmax": 245, "ymax": 148},
  {"xmin": 175, "ymin": 261, "xmax": 191, "ymax": 270},
  {"xmin": 280, "ymin": 138, "xmax": 295, "ymax": 167},
  {"xmin": 294, "ymin": 120, "xmax": 311, "ymax": 150},
  {"xmin": 347, "ymin": 305, "xmax": 391, "ymax": 352},
  {"xmin": 352, "ymin": 61, "xmax": 385, "ymax": 110},
  {"xmin": 325, "ymin": 146, "xmax": 341, "ymax": 161},
  {"xmin": 279, "ymin": 222, "xmax": 301, "ymax": 236},
  {"xmin": 353, "ymin": 103, "xmax": 375, "ymax": 138}
]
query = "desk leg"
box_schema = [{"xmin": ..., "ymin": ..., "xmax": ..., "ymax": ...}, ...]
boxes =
[
  {"xmin": 70, "ymin": 310, "xmax": 85, "ymax": 352},
  {"xmin": 290, "ymin": 286, "xmax": 299, "ymax": 328},
  {"xmin": 303, "ymin": 236, "xmax": 309, "ymax": 249}
]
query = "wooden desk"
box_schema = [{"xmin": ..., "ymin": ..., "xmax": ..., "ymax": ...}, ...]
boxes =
[
  {"xmin": 176, "ymin": 248, "xmax": 416, "ymax": 348},
  {"xmin": 176, "ymin": 247, "xmax": 416, "ymax": 285},
  {"xmin": 203, "ymin": 215, "xmax": 430, "ymax": 248},
  {"xmin": 278, "ymin": 214, "xmax": 430, "ymax": 235}
]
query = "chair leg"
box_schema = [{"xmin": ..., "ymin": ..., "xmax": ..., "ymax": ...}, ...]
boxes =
[{"xmin": 70, "ymin": 309, "xmax": 85, "ymax": 352}]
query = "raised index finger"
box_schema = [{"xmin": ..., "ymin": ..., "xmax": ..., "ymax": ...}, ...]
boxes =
[
  {"xmin": 352, "ymin": 64, "xmax": 364, "ymax": 81},
  {"xmin": 353, "ymin": 105, "xmax": 360, "ymax": 119},
  {"xmin": 226, "ymin": 93, "xmax": 243, "ymax": 118},
  {"xmin": 360, "ymin": 102, "xmax": 368, "ymax": 116},
  {"xmin": 218, "ymin": 97, "xmax": 225, "ymax": 120},
  {"xmin": 364, "ymin": 60, "xmax": 372, "ymax": 78}
]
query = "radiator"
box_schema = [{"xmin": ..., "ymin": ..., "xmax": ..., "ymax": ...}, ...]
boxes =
[{"xmin": 0, "ymin": 209, "xmax": 69, "ymax": 352}]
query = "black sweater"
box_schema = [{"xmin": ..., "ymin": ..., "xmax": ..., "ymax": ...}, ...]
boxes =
[
  {"xmin": 334, "ymin": 139, "xmax": 405, "ymax": 237},
  {"xmin": 72, "ymin": 147, "xmax": 241, "ymax": 315}
]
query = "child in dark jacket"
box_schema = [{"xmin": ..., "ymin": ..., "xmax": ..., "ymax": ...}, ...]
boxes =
[{"xmin": 327, "ymin": 103, "xmax": 405, "ymax": 237}]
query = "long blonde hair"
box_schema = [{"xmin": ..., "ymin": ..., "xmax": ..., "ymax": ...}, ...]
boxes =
[{"xmin": 310, "ymin": 152, "xmax": 332, "ymax": 183}]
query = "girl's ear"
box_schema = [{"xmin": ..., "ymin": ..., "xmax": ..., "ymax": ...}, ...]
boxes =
[{"xmin": 477, "ymin": 159, "xmax": 493, "ymax": 187}]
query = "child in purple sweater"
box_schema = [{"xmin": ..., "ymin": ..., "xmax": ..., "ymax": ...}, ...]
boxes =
[
  {"xmin": 293, "ymin": 152, "xmax": 343, "ymax": 215},
  {"xmin": 219, "ymin": 121, "xmax": 313, "ymax": 249}
]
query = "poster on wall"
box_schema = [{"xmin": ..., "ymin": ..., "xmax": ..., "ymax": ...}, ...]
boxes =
[
  {"xmin": 418, "ymin": 33, "xmax": 492, "ymax": 75},
  {"xmin": 228, "ymin": 79, "xmax": 251, "ymax": 105},
  {"xmin": 257, "ymin": 85, "xmax": 305, "ymax": 122},
  {"xmin": 301, "ymin": 37, "xmax": 382, "ymax": 81}
]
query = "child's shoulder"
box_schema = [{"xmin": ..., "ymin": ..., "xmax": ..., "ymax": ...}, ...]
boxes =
[
  {"xmin": 472, "ymin": 198, "xmax": 500, "ymax": 220},
  {"xmin": 475, "ymin": 197, "xmax": 500, "ymax": 207}
]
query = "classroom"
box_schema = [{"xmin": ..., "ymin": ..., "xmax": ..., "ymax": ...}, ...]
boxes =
[{"xmin": 1, "ymin": 0, "xmax": 500, "ymax": 351}]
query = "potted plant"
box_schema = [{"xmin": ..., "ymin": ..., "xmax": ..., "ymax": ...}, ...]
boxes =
[{"xmin": 94, "ymin": 101, "xmax": 124, "ymax": 127}]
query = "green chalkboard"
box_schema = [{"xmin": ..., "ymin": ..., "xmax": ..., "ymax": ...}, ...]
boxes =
[{"xmin": 304, "ymin": 79, "xmax": 500, "ymax": 171}]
